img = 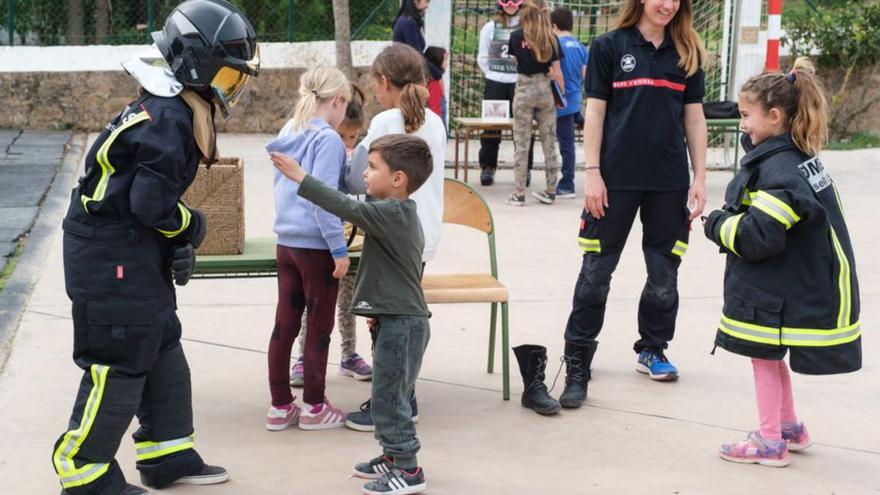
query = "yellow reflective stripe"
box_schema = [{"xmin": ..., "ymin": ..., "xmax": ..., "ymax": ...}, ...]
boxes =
[
  {"xmin": 59, "ymin": 462, "xmax": 110, "ymax": 489},
  {"xmin": 833, "ymin": 184, "xmax": 846, "ymax": 217},
  {"xmin": 741, "ymin": 189, "xmax": 753, "ymax": 206},
  {"xmin": 751, "ymin": 191, "xmax": 800, "ymax": 229},
  {"xmin": 135, "ymin": 435, "xmax": 195, "ymax": 461},
  {"xmin": 155, "ymin": 203, "xmax": 192, "ymax": 238},
  {"xmin": 53, "ymin": 365, "xmax": 110, "ymax": 479},
  {"xmin": 670, "ymin": 240, "xmax": 688, "ymax": 257},
  {"xmin": 830, "ymin": 228, "xmax": 851, "ymax": 327},
  {"xmin": 720, "ymin": 214, "xmax": 742, "ymax": 256},
  {"xmin": 720, "ymin": 315, "xmax": 861, "ymax": 347},
  {"xmin": 578, "ymin": 237, "xmax": 601, "ymax": 253},
  {"xmin": 782, "ymin": 321, "xmax": 861, "ymax": 347},
  {"xmin": 81, "ymin": 112, "xmax": 151, "ymax": 213}
]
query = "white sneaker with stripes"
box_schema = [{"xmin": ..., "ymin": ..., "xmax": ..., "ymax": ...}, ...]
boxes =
[{"xmin": 298, "ymin": 400, "xmax": 346, "ymax": 430}]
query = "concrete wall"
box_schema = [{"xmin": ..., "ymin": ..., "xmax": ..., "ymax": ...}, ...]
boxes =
[{"xmin": 1, "ymin": 41, "xmax": 389, "ymax": 132}]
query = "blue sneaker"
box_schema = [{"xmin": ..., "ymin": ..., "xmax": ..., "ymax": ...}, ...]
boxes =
[{"xmin": 636, "ymin": 349, "xmax": 679, "ymax": 381}]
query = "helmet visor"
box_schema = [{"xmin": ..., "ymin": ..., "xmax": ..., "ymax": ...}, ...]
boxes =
[
  {"xmin": 211, "ymin": 65, "xmax": 250, "ymax": 118},
  {"xmin": 215, "ymin": 13, "xmax": 260, "ymax": 76}
]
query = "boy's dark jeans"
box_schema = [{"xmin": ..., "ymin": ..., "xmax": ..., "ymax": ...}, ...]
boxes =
[
  {"xmin": 556, "ymin": 112, "xmax": 577, "ymax": 193},
  {"xmin": 371, "ymin": 315, "xmax": 430, "ymax": 469}
]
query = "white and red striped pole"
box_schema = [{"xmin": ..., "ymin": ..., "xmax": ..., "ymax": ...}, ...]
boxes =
[{"xmin": 765, "ymin": 0, "xmax": 783, "ymax": 71}]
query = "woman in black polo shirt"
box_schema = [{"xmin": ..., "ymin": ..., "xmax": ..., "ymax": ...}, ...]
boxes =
[{"xmin": 557, "ymin": 0, "xmax": 708, "ymax": 408}]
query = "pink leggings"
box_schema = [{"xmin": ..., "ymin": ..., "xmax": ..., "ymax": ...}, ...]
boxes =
[{"xmin": 752, "ymin": 358, "xmax": 798, "ymax": 440}]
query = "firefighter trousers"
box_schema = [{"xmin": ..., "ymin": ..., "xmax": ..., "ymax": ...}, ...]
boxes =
[
  {"xmin": 564, "ymin": 191, "xmax": 690, "ymax": 353},
  {"xmin": 53, "ymin": 207, "xmax": 204, "ymax": 494}
]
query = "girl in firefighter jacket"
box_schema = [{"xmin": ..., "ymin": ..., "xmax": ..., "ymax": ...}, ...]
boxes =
[{"xmin": 703, "ymin": 58, "xmax": 860, "ymax": 468}]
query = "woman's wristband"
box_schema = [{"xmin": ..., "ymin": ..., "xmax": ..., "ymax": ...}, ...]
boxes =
[{"xmin": 585, "ymin": 166, "xmax": 600, "ymax": 171}]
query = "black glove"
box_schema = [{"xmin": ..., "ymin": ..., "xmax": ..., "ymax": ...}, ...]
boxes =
[
  {"xmin": 171, "ymin": 243, "xmax": 196, "ymax": 286},
  {"xmin": 189, "ymin": 208, "xmax": 207, "ymax": 248}
]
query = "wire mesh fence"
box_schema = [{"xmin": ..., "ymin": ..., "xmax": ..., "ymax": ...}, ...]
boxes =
[
  {"xmin": 450, "ymin": 0, "xmax": 738, "ymax": 128},
  {"xmin": 0, "ymin": 0, "xmax": 397, "ymax": 46}
]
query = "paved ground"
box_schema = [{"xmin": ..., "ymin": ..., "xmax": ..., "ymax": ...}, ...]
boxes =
[
  {"xmin": 0, "ymin": 133, "xmax": 877, "ymax": 494},
  {"xmin": 0, "ymin": 129, "xmax": 70, "ymax": 273}
]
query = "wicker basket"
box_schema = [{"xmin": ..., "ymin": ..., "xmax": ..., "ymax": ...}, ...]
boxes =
[{"xmin": 182, "ymin": 157, "xmax": 244, "ymax": 255}]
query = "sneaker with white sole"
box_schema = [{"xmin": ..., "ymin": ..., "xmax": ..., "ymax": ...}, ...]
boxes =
[
  {"xmin": 339, "ymin": 352, "xmax": 373, "ymax": 381},
  {"xmin": 782, "ymin": 422, "xmax": 813, "ymax": 452},
  {"xmin": 353, "ymin": 455, "xmax": 395, "ymax": 479},
  {"xmin": 636, "ymin": 349, "xmax": 679, "ymax": 381},
  {"xmin": 507, "ymin": 193, "xmax": 525, "ymax": 206},
  {"xmin": 299, "ymin": 400, "xmax": 346, "ymax": 430},
  {"xmin": 556, "ymin": 189, "xmax": 577, "ymax": 199},
  {"xmin": 531, "ymin": 190, "xmax": 556, "ymax": 204},
  {"xmin": 266, "ymin": 401, "xmax": 300, "ymax": 431},
  {"xmin": 362, "ymin": 467, "xmax": 427, "ymax": 495},
  {"xmin": 720, "ymin": 431, "xmax": 789, "ymax": 467},
  {"xmin": 289, "ymin": 356, "xmax": 304, "ymax": 388}
]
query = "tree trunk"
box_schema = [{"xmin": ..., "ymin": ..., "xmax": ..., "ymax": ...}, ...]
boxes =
[
  {"xmin": 67, "ymin": 0, "xmax": 85, "ymax": 45},
  {"xmin": 95, "ymin": 0, "xmax": 110, "ymax": 43},
  {"xmin": 332, "ymin": 0, "xmax": 354, "ymax": 79}
]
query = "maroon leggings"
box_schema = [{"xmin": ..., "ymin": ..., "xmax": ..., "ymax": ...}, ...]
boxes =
[{"xmin": 268, "ymin": 246, "xmax": 339, "ymax": 406}]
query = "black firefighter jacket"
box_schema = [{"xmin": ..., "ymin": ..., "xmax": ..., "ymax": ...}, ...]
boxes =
[{"xmin": 704, "ymin": 134, "xmax": 861, "ymax": 375}]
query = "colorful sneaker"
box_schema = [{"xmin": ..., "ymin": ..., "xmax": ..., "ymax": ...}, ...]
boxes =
[
  {"xmin": 339, "ymin": 352, "xmax": 373, "ymax": 381},
  {"xmin": 531, "ymin": 191, "xmax": 556, "ymax": 204},
  {"xmin": 298, "ymin": 400, "xmax": 346, "ymax": 430},
  {"xmin": 289, "ymin": 356, "xmax": 304, "ymax": 388},
  {"xmin": 636, "ymin": 349, "xmax": 679, "ymax": 381},
  {"xmin": 720, "ymin": 431, "xmax": 789, "ymax": 467},
  {"xmin": 782, "ymin": 422, "xmax": 813, "ymax": 452},
  {"xmin": 556, "ymin": 189, "xmax": 577, "ymax": 199},
  {"xmin": 353, "ymin": 455, "xmax": 395, "ymax": 479},
  {"xmin": 507, "ymin": 193, "xmax": 525, "ymax": 206},
  {"xmin": 362, "ymin": 467, "xmax": 427, "ymax": 495},
  {"xmin": 345, "ymin": 397, "xmax": 419, "ymax": 432},
  {"xmin": 266, "ymin": 402, "xmax": 301, "ymax": 431}
]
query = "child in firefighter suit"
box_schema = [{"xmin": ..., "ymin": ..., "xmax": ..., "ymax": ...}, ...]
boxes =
[{"xmin": 703, "ymin": 58, "xmax": 861, "ymax": 468}]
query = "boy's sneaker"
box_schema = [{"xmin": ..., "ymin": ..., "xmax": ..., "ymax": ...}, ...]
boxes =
[
  {"xmin": 556, "ymin": 189, "xmax": 577, "ymax": 199},
  {"xmin": 782, "ymin": 422, "xmax": 813, "ymax": 452},
  {"xmin": 353, "ymin": 455, "xmax": 394, "ymax": 479},
  {"xmin": 507, "ymin": 193, "xmax": 525, "ymax": 206},
  {"xmin": 299, "ymin": 400, "xmax": 346, "ymax": 430},
  {"xmin": 339, "ymin": 352, "xmax": 373, "ymax": 381},
  {"xmin": 362, "ymin": 467, "xmax": 427, "ymax": 495},
  {"xmin": 720, "ymin": 431, "xmax": 789, "ymax": 467},
  {"xmin": 636, "ymin": 349, "xmax": 679, "ymax": 381},
  {"xmin": 532, "ymin": 191, "xmax": 556, "ymax": 204},
  {"xmin": 266, "ymin": 402, "xmax": 300, "ymax": 431},
  {"xmin": 289, "ymin": 356, "xmax": 304, "ymax": 388},
  {"xmin": 345, "ymin": 397, "xmax": 419, "ymax": 432}
]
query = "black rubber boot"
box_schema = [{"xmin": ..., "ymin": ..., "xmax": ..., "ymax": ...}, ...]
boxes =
[
  {"xmin": 559, "ymin": 342, "xmax": 598, "ymax": 409},
  {"xmin": 513, "ymin": 345, "xmax": 561, "ymax": 415}
]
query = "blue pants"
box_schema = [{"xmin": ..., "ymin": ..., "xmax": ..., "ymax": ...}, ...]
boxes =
[{"xmin": 556, "ymin": 113, "xmax": 576, "ymax": 193}]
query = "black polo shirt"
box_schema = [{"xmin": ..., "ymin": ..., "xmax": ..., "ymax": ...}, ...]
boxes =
[
  {"xmin": 508, "ymin": 29, "xmax": 562, "ymax": 75},
  {"xmin": 585, "ymin": 27, "xmax": 705, "ymax": 192}
]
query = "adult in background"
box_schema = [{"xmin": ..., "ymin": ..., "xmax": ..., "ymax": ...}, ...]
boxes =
[
  {"xmin": 52, "ymin": 1, "xmax": 259, "ymax": 493},
  {"xmin": 392, "ymin": 0, "xmax": 430, "ymax": 53},
  {"xmin": 557, "ymin": 0, "xmax": 708, "ymax": 408},
  {"xmin": 476, "ymin": 0, "xmax": 535, "ymax": 186}
]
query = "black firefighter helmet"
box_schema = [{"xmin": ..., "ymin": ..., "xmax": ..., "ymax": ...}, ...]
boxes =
[{"xmin": 153, "ymin": 0, "xmax": 260, "ymax": 118}]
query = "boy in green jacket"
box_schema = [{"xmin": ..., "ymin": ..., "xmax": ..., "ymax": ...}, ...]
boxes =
[{"xmin": 270, "ymin": 133, "xmax": 432, "ymax": 495}]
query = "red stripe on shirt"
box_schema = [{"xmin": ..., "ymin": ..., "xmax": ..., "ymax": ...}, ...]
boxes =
[{"xmin": 612, "ymin": 78, "xmax": 686, "ymax": 92}]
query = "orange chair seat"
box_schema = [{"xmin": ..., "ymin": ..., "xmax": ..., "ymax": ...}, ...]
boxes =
[{"xmin": 422, "ymin": 273, "xmax": 509, "ymax": 304}]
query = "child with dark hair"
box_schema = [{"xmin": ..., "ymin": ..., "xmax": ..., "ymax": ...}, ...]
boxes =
[
  {"xmin": 424, "ymin": 46, "xmax": 448, "ymax": 125},
  {"xmin": 271, "ymin": 133, "xmax": 434, "ymax": 495},
  {"xmin": 551, "ymin": 6, "xmax": 588, "ymax": 198}
]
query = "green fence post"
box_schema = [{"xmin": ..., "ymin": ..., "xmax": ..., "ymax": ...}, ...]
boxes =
[
  {"xmin": 147, "ymin": 0, "xmax": 155, "ymax": 43},
  {"xmin": 7, "ymin": 0, "xmax": 13, "ymax": 46},
  {"xmin": 288, "ymin": 0, "xmax": 294, "ymax": 42}
]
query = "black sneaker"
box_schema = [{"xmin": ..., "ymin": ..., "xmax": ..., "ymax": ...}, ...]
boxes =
[
  {"xmin": 345, "ymin": 398, "xmax": 420, "ymax": 432},
  {"xmin": 480, "ymin": 167, "xmax": 495, "ymax": 186},
  {"xmin": 353, "ymin": 454, "xmax": 394, "ymax": 479},
  {"xmin": 175, "ymin": 464, "xmax": 229, "ymax": 485},
  {"xmin": 532, "ymin": 191, "xmax": 556, "ymax": 204},
  {"xmin": 363, "ymin": 467, "xmax": 427, "ymax": 495},
  {"xmin": 507, "ymin": 193, "xmax": 525, "ymax": 206}
]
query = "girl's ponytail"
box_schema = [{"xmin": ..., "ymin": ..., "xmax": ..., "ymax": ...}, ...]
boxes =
[
  {"xmin": 371, "ymin": 43, "xmax": 430, "ymax": 134},
  {"xmin": 789, "ymin": 57, "xmax": 828, "ymax": 156},
  {"xmin": 287, "ymin": 66, "xmax": 352, "ymax": 133},
  {"xmin": 399, "ymin": 82, "xmax": 429, "ymax": 134}
]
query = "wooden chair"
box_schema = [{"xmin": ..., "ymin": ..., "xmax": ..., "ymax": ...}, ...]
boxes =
[{"xmin": 421, "ymin": 178, "xmax": 510, "ymax": 400}]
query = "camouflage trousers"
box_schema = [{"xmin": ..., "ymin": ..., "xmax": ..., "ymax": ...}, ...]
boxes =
[
  {"xmin": 512, "ymin": 73, "xmax": 559, "ymax": 195},
  {"xmin": 298, "ymin": 271, "xmax": 357, "ymax": 359}
]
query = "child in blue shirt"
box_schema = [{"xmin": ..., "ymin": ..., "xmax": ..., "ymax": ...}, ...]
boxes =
[{"xmin": 551, "ymin": 7, "xmax": 588, "ymax": 198}]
